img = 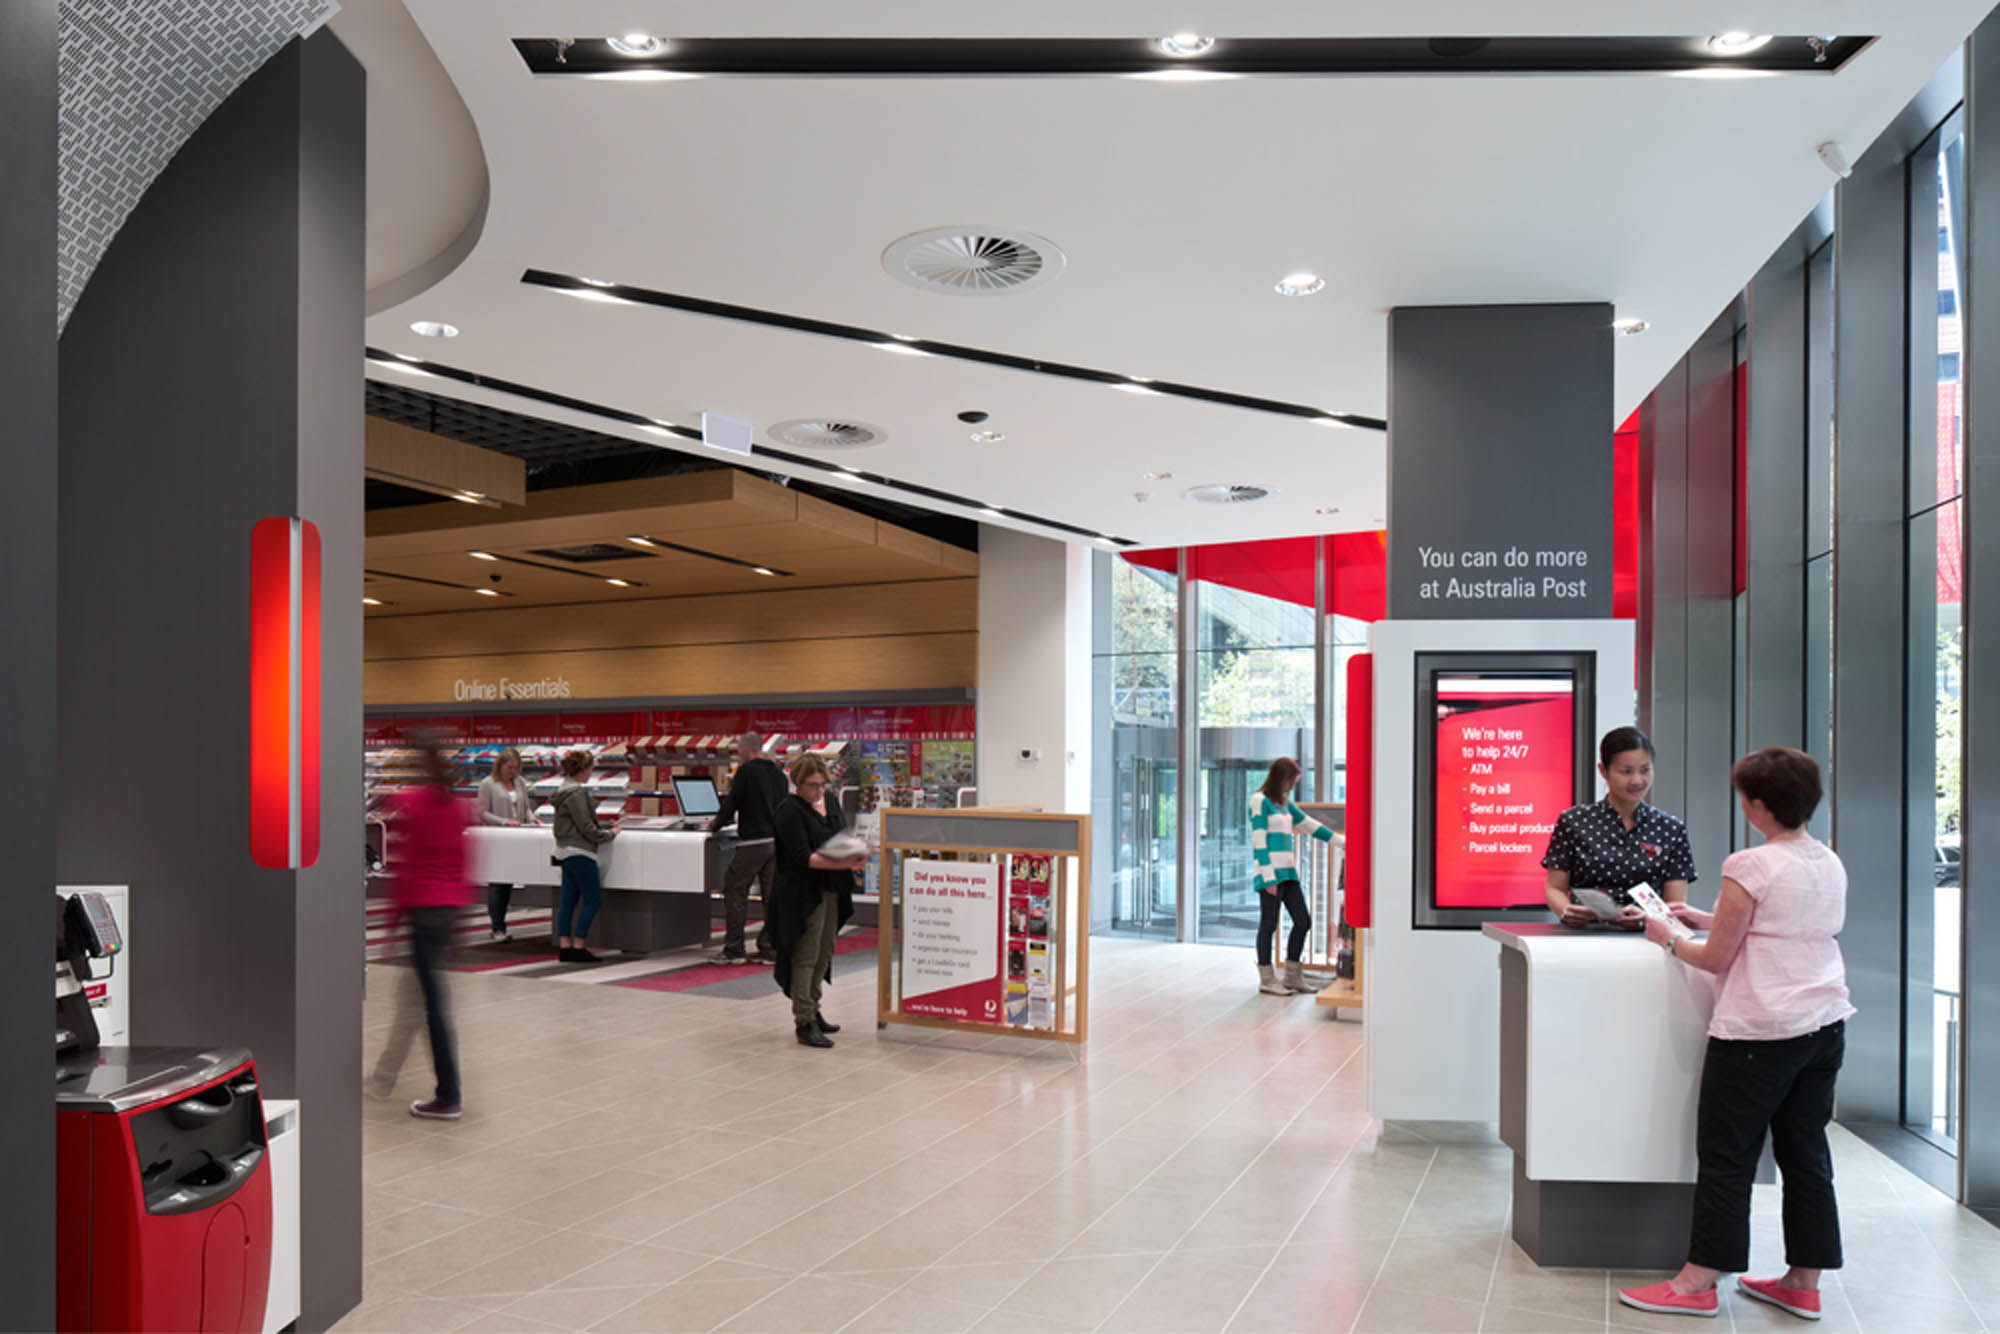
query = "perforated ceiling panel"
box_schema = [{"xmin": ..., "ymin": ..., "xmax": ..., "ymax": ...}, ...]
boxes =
[{"xmin": 57, "ymin": 0, "xmax": 337, "ymax": 329}]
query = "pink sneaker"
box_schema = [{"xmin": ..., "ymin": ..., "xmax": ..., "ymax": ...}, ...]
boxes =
[
  {"xmin": 1738, "ymin": 1276, "xmax": 1822, "ymax": 1320},
  {"xmin": 1617, "ymin": 1280, "xmax": 1719, "ymax": 1318}
]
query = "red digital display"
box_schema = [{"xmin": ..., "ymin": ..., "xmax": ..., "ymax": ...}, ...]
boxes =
[{"xmin": 1431, "ymin": 672, "xmax": 1575, "ymax": 910}]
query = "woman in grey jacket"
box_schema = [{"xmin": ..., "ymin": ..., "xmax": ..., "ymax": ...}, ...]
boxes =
[
  {"xmin": 476, "ymin": 747, "xmax": 537, "ymax": 942},
  {"xmin": 552, "ymin": 749, "xmax": 617, "ymax": 962}
]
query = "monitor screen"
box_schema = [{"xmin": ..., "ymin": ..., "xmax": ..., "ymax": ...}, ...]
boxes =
[
  {"xmin": 1413, "ymin": 652, "xmax": 1595, "ymax": 929},
  {"xmin": 672, "ymin": 777, "xmax": 720, "ymax": 817}
]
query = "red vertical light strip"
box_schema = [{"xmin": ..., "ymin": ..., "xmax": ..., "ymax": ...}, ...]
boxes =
[
  {"xmin": 1344, "ymin": 652, "xmax": 1373, "ymax": 928},
  {"xmin": 250, "ymin": 516, "xmax": 321, "ymax": 869}
]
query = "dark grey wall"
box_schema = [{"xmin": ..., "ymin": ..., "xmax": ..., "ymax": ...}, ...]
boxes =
[
  {"xmin": 56, "ymin": 34, "xmax": 364, "ymax": 1331},
  {"xmin": 1386, "ymin": 304, "xmax": 1615, "ymax": 619},
  {"xmin": 1745, "ymin": 253, "xmax": 1809, "ymax": 752},
  {"xmin": 0, "ymin": 2, "xmax": 57, "ymax": 1327}
]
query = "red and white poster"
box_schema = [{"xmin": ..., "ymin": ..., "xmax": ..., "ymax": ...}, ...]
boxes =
[
  {"xmin": 1432, "ymin": 672, "xmax": 1575, "ymax": 910},
  {"xmin": 902, "ymin": 859, "xmax": 1004, "ymax": 1023}
]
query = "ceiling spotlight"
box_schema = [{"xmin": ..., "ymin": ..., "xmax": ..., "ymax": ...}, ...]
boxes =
[
  {"xmin": 1707, "ymin": 32, "xmax": 1772, "ymax": 55},
  {"xmin": 1315, "ymin": 506, "xmax": 1341, "ymax": 515},
  {"xmin": 578, "ymin": 277, "xmax": 616, "ymax": 287},
  {"xmin": 475, "ymin": 588, "xmax": 502, "ymax": 597},
  {"xmin": 408, "ymin": 320, "xmax": 457, "ymax": 338},
  {"xmin": 362, "ymin": 596, "xmax": 383, "ymax": 606},
  {"xmin": 1314, "ymin": 416, "xmax": 1353, "ymax": 429},
  {"xmin": 607, "ymin": 33, "xmax": 664, "ymax": 56},
  {"xmin": 981, "ymin": 506, "xmax": 1006, "ymax": 518},
  {"xmin": 875, "ymin": 342, "xmax": 929, "ymax": 357},
  {"xmin": 752, "ymin": 566, "xmax": 777, "ymax": 577},
  {"xmin": 452, "ymin": 492, "xmax": 484, "ymax": 504},
  {"xmin": 970, "ymin": 430, "xmax": 1005, "ymax": 443},
  {"xmin": 1093, "ymin": 537, "xmax": 1116, "ymax": 547},
  {"xmin": 626, "ymin": 535, "xmax": 655, "ymax": 547},
  {"xmin": 468, "ymin": 550, "xmax": 498, "ymax": 561},
  {"xmin": 1612, "ymin": 317, "xmax": 1650, "ymax": 335},
  {"xmin": 605, "ymin": 578, "xmax": 632, "ymax": 588},
  {"xmin": 1159, "ymin": 32, "xmax": 1216, "ymax": 57},
  {"xmin": 1115, "ymin": 382, "xmax": 1158, "ymax": 396},
  {"xmin": 1275, "ymin": 272, "xmax": 1326, "ymax": 297},
  {"xmin": 1141, "ymin": 470, "xmax": 1172, "ymax": 480}
]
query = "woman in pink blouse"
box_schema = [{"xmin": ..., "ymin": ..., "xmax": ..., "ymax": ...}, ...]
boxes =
[{"xmin": 1619, "ymin": 747, "xmax": 1854, "ymax": 1322}]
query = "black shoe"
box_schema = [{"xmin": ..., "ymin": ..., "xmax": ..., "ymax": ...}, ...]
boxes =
[
  {"xmin": 795, "ymin": 1021, "xmax": 834, "ymax": 1049},
  {"xmin": 560, "ymin": 947, "xmax": 600, "ymax": 963},
  {"xmin": 814, "ymin": 1012, "xmax": 841, "ymax": 1034}
]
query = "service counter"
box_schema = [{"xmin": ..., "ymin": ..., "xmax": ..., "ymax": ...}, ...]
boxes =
[
  {"xmin": 1485, "ymin": 923, "xmax": 1766, "ymax": 1269},
  {"xmin": 467, "ymin": 826, "xmax": 729, "ymax": 953}
]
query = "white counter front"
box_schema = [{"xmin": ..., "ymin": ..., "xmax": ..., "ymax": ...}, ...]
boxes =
[
  {"xmin": 467, "ymin": 826, "xmax": 711, "ymax": 894},
  {"xmin": 1484, "ymin": 923, "xmax": 1717, "ymax": 1184}
]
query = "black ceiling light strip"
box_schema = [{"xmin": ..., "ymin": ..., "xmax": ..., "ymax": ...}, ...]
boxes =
[
  {"xmin": 364, "ymin": 567, "xmax": 515, "ymax": 596},
  {"xmin": 364, "ymin": 347, "xmax": 1139, "ymax": 546},
  {"xmin": 519, "ymin": 269, "xmax": 1385, "ymax": 431},
  {"xmin": 513, "ymin": 35, "xmax": 1873, "ymax": 77},
  {"xmin": 630, "ymin": 535, "xmax": 792, "ymax": 577}
]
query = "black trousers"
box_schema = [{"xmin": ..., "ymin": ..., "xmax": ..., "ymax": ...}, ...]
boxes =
[
  {"xmin": 1689, "ymin": 1020, "xmax": 1845, "ymax": 1274},
  {"xmin": 407, "ymin": 907, "xmax": 460, "ymax": 1106},
  {"xmin": 718, "ymin": 841, "xmax": 776, "ymax": 955},
  {"xmin": 1256, "ymin": 880, "xmax": 1311, "ymax": 966},
  {"xmin": 485, "ymin": 882, "xmax": 513, "ymax": 934}
]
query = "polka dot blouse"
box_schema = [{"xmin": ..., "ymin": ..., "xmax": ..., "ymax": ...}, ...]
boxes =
[{"xmin": 1540, "ymin": 799, "xmax": 1698, "ymax": 906}]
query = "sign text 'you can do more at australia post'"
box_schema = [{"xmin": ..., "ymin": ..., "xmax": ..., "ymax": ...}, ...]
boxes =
[{"xmin": 901, "ymin": 855, "xmax": 1057, "ymax": 1031}]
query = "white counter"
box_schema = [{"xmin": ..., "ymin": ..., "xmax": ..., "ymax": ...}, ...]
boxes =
[
  {"xmin": 1484, "ymin": 922, "xmax": 1717, "ymax": 1184},
  {"xmin": 467, "ymin": 826, "xmax": 711, "ymax": 894}
]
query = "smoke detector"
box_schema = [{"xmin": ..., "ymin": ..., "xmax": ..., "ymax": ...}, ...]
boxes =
[
  {"xmin": 768, "ymin": 419, "xmax": 886, "ymax": 450},
  {"xmin": 883, "ymin": 227, "xmax": 1065, "ymax": 295},
  {"xmin": 1181, "ymin": 483, "xmax": 1273, "ymax": 505}
]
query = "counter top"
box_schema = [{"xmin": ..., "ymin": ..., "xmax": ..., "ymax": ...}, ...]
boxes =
[{"xmin": 466, "ymin": 825, "xmax": 716, "ymax": 893}]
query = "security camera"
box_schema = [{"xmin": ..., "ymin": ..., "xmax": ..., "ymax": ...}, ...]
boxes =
[
  {"xmin": 488, "ymin": 572, "xmax": 502, "ymax": 583},
  {"xmin": 1816, "ymin": 140, "xmax": 1852, "ymax": 179}
]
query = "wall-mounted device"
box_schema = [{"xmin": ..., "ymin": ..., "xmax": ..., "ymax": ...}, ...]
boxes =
[{"xmin": 56, "ymin": 891, "xmax": 124, "ymax": 1056}]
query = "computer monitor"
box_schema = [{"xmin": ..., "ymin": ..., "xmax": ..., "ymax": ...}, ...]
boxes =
[{"xmin": 672, "ymin": 776, "xmax": 720, "ymax": 819}]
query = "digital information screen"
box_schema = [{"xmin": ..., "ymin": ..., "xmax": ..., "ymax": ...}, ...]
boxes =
[{"xmin": 1413, "ymin": 652, "xmax": 1595, "ymax": 930}]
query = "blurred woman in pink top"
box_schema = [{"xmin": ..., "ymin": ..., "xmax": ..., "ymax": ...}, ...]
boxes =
[{"xmin": 1619, "ymin": 748, "xmax": 1854, "ymax": 1323}]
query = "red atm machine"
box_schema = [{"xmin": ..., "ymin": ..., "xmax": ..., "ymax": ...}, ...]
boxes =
[{"xmin": 56, "ymin": 1047, "xmax": 272, "ymax": 1333}]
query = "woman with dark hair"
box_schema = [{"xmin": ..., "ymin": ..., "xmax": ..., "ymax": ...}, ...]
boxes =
[
  {"xmin": 551, "ymin": 748, "xmax": 616, "ymax": 962},
  {"xmin": 1620, "ymin": 747, "xmax": 1852, "ymax": 1321},
  {"xmin": 1249, "ymin": 757, "xmax": 1338, "ymax": 996},
  {"xmin": 1542, "ymin": 726, "xmax": 1696, "ymax": 929},
  {"xmin": 770, "ymin": 754, "xmax": 868, "ymax": 1047}
]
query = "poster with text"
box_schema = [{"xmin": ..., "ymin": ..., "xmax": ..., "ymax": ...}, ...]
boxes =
[
  {"xmin": 902, "ymin": 859, "xmax": 1005, "ymax": 1023},
  {"xmin": 1432, "ymin": 672, "xmax": 1575, "ymax": 910}
]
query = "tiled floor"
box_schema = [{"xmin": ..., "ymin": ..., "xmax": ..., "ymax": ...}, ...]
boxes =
[{"xmin": 340, "ymin": 938, "xmax": 2000, "ymax": 1333}]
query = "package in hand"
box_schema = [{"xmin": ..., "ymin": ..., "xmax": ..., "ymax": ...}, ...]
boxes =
[{"xmin": 819, "ymin": 833, "xmax": 870, "ymax": 861}]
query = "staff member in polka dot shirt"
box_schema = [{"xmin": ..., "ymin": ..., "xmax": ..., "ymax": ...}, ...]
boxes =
[{"xmin": 1542, "ymin": 726, "xmax": 1696, "ymax": 928}]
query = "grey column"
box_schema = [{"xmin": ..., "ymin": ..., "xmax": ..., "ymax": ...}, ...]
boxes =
[
  {"xmin": 1831, "ymin": 114, "xmax": 1913, "ymax": 1126},
  {"xmin": 1745, "ymin": 253, "xmax": 1809, "ymax": 752},
  {"xmin": 1962, "ymin": 13, "xmax": 2000, "ymax": 1207},
  {"xmin": 0, "ymin": 2, "xmax": 57, "ymax": 1327},
  {"xmin": 1386, "ymin": 304, "xmax": 1615, "ymax": 619},
  {"xmin": 56, "ymin": 35, "xmax": 365, "ymax": 1329},
  {"xmin": 1647, "ymin": 360, "xmax": 1692, "ymax": 819},
  {"xmin": 1683, "ymin": 322, "xmax": 1741, "ymax": 880}
]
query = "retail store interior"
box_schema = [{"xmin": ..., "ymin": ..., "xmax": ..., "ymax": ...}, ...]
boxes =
[{"xmin": 16, "ymin": 3, "xmax": 2000, "ymax": 1332}]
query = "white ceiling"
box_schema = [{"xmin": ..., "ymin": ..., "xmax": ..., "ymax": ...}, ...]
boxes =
[{"xmin": 364, "ymin": 1, "xmax": 1990, "ymax": 548}]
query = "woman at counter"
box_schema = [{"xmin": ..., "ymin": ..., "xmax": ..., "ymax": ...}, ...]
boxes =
[
  {"xmin": 476, "ymin": 747, "xmax": 537, "ymax": 942},
  {"xmin": 769, "ymin": 755, "xmax": 867, "ymax": 1049},
  {"xmin": 1542, "ymin": 726, "xmax": 1695, "ymax": 929},
  {"xmin": 552, "ymin": 749, "xmax": 617, "ymax": 963},
  {"xmin": 1619, "ymin": 747, "xmax": 1853, "ymax": 1322}
]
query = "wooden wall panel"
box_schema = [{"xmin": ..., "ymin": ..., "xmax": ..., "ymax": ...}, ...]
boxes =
[
  {"xmin": 366, "ymin": 578, "xmax": 977, "ymax": 661},
  {"xmin": 365, "ymin": 632, "xmax": 978, "ymax": 706}
]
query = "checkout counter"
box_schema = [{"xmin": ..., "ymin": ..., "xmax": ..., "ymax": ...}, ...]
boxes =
[
  {"xmin": 1485, "ymin": 923, "xmax": 1769, "ymax": 1269},
  {"xmin": 466, "ymin": 825, "xmax": 730, "ymax": 952}
]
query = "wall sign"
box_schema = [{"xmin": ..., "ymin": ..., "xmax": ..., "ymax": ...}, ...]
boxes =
[
  {"xmin": 452, "ymin": 675, "xmax": 573, "ymax": 702},
  {"xmin": 250, "ymin": 515, "xmax": 321, "ymax": 869}
]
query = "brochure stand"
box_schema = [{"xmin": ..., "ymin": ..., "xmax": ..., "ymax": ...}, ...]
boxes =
[
  {"xmin": 1295, "ymin": 802, "xmax": 1362, "ymax": 1010},
  {"xmin": 874, "ymin": 807, "xmax": 1091, "ymax": 1047}
]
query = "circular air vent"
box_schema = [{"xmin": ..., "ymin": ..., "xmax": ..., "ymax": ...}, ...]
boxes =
[
  {"xmin": 768, "ymin": 419, "xmax": 887, "ymax": 450},
  {"xmin": 1182, "ymin": 483, "xmax": 1273, "ymax": 505},
  {"xmin": 883, "ymin": 227, "xmax": 1065, "ymax": 295}
]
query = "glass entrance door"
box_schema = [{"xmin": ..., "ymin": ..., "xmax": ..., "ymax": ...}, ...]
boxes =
[{"xmin": 1110, "ymin": 741, "xmax": 1177, "ymax": 938}]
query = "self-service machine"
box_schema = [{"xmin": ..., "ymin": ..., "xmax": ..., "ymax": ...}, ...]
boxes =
[{"xmin": 54, "ymin": 891, "xmax": 273, "ymax": 1333}]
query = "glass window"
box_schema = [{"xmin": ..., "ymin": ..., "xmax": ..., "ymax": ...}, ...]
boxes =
[
  {"xmin": 1806, "ymin": 241, "xmax": 1835, "ymax": 560},
  {"xmin": 1099, "ymin": 555, "xmax": 1179, "ymax": 938}
]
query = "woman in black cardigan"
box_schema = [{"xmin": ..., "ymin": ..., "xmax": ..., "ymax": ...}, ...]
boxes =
[{"xmin": 770, "ymin": 754, "xmax": 867, "ymax": 1047}]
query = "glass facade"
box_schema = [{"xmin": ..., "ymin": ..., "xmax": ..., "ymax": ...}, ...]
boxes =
[{"xmin": 1099, "ymin": 553, "xmax": 1178, "ymax": 939}]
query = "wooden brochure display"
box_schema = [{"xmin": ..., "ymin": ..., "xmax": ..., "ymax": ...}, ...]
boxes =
[
  {"xmin": 1295, "ymin": 801, "xmax": 1363, "ymax": 1010},
  {"xmin": 875, "ymin": 807, "xmax": 1090, "ymax": 1046}
]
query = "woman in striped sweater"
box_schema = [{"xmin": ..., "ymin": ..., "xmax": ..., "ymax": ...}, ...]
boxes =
[{"xmin": 1250, "ymin": 757, "xmax": 1338, "ymax": 996}]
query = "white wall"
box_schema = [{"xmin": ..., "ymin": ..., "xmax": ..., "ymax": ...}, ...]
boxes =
[
  {"xmin": 1365, "ymin": 618, "xmax": 1636, "ymax": 1124},
  {"xmin": 977, "ymin": 527, "xmax": 1092, "ymax": 813}
]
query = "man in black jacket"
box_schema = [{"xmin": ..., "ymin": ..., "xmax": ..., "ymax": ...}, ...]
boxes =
[{"xmin": 708, "ymin": 732, "xmax": 790, "ymax": 963}]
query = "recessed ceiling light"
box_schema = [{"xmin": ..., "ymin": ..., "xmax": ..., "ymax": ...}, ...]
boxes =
[
  {"xmin": 468, "ymin": 550, "xmax": 497, "ymax": 560},
  {"xmin": 1127, "ymin": 68, "xmax": 1236, "ymax": 82},
  {"xmin": 1141, "ymin": 470, "xmax": 1172, "ymax": 480},
  {"xmin": 605, "ymin": 578, "xmax": 632, "ymax": 588},
  {"xmin": 362, "ymin": 596, "xmax": 383, "ymax": 606},
  {"xmin": 752, "ymin": 566, "xmax": 777, "ymax": 577},
  {"xmin": 1613, "ymin": 317, "xmax": 1650, "ymax": 335},
  {"xmin": 875, "ymin": 341, "xmax": 929, "ymax": 357},
  {"xmin": 1314, "ymin": 416, "xmax": 1354, "ymax": 429},
  {"xmin": 1315, "ymin": 506, "xmax": 1341, "ymax": 515},
  {"xmin": 1707, "ymin": 32, "xmax": 1772, "ymax": 55},
  {"xmin": 1093, "ymin": 537, "xmax": 1116, "ymax": 547},
  {"xmin": 1671, "ymin": 66, "xmax": 1775, "ymax": 79},
  {"xmin": 840, "ymin": 464, "xmax": 864, "ymax": 474},
  {"xmin": 1159, "ymin": 33, "xmax": 1216, "ymax": 57},
  {"xmin": 579, "ymin": 277, "xmax": 616, "ymax": 287},
  {"xmin": 981, "ymin": 506, "xmax": 1006, "ymax": 518},
  {"xmin": 475, "ymin": 587, "xmax": 502, "ymax": 597},
  {"xmin": 607, "ymin": 33, "xmax": 664, "ymax": 56},
  {"xmin": 970, "ymin": 430, "xmax": 1005, "ymax": 444},
  {"xmin": 1115, "ymin": 382, "xmax": 1158, "ymax": 396},
  {"xmin": 1275, "ymin": 272, "xmax": 1326, "ymax": 297},
  {"xmin": 409, "ymin": 320, "xmax": 458, "ymax": 338},
  {"xmin": 564, "ymin": 287, "xmax": 628, "ymax": 304},
  {"xmin": 627, "ymin": 536, "xmax": 655, "ymax": 547},
  {"xmin": 453, "ymin": 492, "xmax": 484, "ymax": 505}
]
